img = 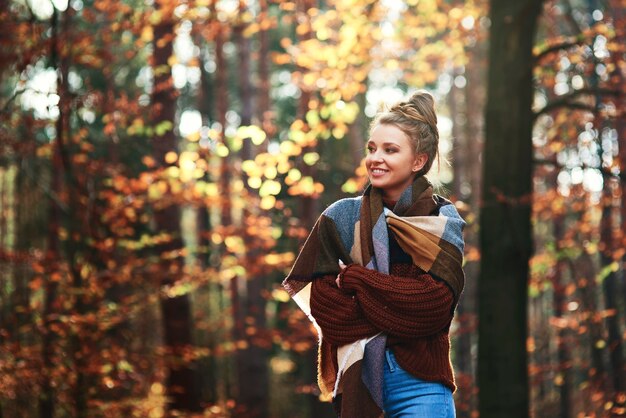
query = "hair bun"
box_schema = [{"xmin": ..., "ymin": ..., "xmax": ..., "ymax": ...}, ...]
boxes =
[
  {"xmin": 408, "ymin": 91, "xmax": 435, "ymax": 109},
  {"xmin": 407, "ymin": 91, "xmax": 438, "ymax": 139}
]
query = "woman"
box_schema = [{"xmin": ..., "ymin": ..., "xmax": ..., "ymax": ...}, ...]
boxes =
[{"xmin": 283, "ymin": 91, "xmax": 465, "ymax": 418}]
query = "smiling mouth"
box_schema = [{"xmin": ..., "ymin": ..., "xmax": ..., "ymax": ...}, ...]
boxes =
[{"xmin": 371, "ymin": 168, "xmax": 388, "ymax": 174}]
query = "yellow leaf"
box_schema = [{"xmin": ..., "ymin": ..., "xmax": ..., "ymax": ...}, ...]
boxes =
[
  {"xmin": 216, "ymin": 143, "xmax": 229, "ymax": 157},
  {"xmin": 165, "ymin": 151, "xmax": 178, "ymax": 164},
  {"xmin": 248, "ymin": 176, "xmax": 262, "ymax": 189},
  {"xmin": 141, "ymin": 26, "xmax": 153, "ymax": 42},
  {"xmin": 264, "ymin": 165, "xmax": 278, "ymax": 179},
  {"xmin": 260, "ymin": 195, "xmax": 276, "ymax": 210},
  {"xmin": 142, "ymin": 156, "xmax": 156, "ymax": 167},
  {"xmin": 259, "ymin": 180, "xmax": 281, "ymax": 197},
  {"xmin": 342, "ymin": 179, "xmax": 358, "ymax": 194},
  {"xmin": 151, "ymin": 383, "xmax": 164, "ymax": 395},
  {"xmin": 166, "ymin": 166, "xmax": 179, "ymax": 178},
  {"xmin": 303, "ymin": 152, "xmax": 319, "ymax": 166}
]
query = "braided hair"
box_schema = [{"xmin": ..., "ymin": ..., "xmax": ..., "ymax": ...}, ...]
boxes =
[{"xmin": 370, "ymin": 91, "xmax": 439, "ymax": 176}]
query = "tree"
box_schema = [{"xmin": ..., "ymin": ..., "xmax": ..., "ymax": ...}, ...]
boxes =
[
  {"xmin": 151, "ymin": 0, "xmax": 201, "ymax": 411},
  {"xmin": 478, "ymin": 1, "xmax": 544, "ymax": 417}
]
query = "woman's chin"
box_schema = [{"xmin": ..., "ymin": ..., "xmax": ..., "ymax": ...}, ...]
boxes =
[{"xmin": 369, "ymin": 179, "xmax": 387, "ymax": 189}]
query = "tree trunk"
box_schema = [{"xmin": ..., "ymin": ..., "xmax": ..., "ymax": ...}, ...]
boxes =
[
  {"xmin": 214, "ymin": 2, "xmax": 237, "ymax": 404},
  {"xmin": 449, "ymin": 84, "xmax": 475, "ymax": 418},
  {"xmin": 348, "ymin": 91, "xmax": 367, "ymax": 168},
  {"xmin": 0, "ymin": 105, "xmax": 43, "ymax": 418},
  {"xmin": 552, "ymin": 213, "xmax": 571, "ymax": 418},
  {"xmin": 296, "ymin": 0, "xmax": 318, "ymax": 231},
  {"xmin": 450, "ymin": 39, "xmax": 485, "ymax": 415},
  {"xmin": 573, "ymin": 250, "xmax": 606, "ymax": 395},
  {"xmin": 293, "ymin": 1, "xmax": 326, "ymax": 416},
  {"xmin": 599, "ymin": 177, "xmax": 626, "ymax": 401},
  {"xmin": 619, "ymin": 116, "xmax": 626, "ymax": 407},
  {"xmin": 478, "ymin": 2, "xmax": 543, "ymax": 417},
  {"xmin": 194, "ymin": 28, "xmax": 217, "ymax": 405},
  {"xmin": 257, "ymin": 0, "xmax": 273, "ymax": 146},
  {"xmin": 58, "ymin": 9, "xmax": 91, "ymax": 415},
  {"xmin": 230, "ymin": 4, "xmax": 270, "ymax": 417},
  {"xmin": 39, "ymin": 7, "xmax": 69, "ymax": 418},
  {"xmin": 606, "ymin": 5, "xmax": 626, "ymax": 410},
  {"xmin": 152, "ymin": 0, "xmax": 201, "ymax": 411}
]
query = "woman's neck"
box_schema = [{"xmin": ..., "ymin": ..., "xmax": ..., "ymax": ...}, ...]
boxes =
[{"xmin": 382, "ymin": 197, "xmax": 397, "ymax": 209}]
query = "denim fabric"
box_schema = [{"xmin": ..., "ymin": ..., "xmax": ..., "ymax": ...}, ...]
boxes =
[{"xmin": 383, "ymin": 349, "xmax": 456, "ymax": 418}]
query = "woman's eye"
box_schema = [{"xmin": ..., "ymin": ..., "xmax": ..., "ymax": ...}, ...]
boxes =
[
  {"xmin": 366, "ymin": 147, "xmax": 375, "ymax": 153},
  {"xmin": 385, "ymin": 148, "xmax": 396, "ymax": 153}
]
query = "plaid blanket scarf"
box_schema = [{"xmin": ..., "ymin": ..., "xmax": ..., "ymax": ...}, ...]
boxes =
[{"xmin": 283, "ymin": 176, "xmax": 465, "ymax": 417}]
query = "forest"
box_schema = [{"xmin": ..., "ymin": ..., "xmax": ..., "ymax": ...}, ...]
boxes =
[{"xmin": 0, "ymin": 0, "xmax": 625, "ymax": 417}]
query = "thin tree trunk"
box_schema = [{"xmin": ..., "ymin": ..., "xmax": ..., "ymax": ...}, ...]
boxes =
[
  {"xmin": 618, "ymin": 129, "xmax": 626, "ymax": 414},
  {"xmin": 52, "ymin": 6, "xmax": 92, "ymax": 415},
  {"xmin": 257, "ymin": 0, "xmax": 273, "ymax": 146},
  {"xmin": 449, "ymin": 48, "xmax": 484, "ymax": 415},
  {"xmin": 195, "ymin": 29, "xmax": 217, "ymax": 405},
  {"xmin": 348, "ymin": 91, "xmax": 367, "ymax": 168},
  {"xmin": 449, "ymin": 75, "xmax": 473, "ymax": 418},
  {"xmin": 231, "ymin": 3, "xmax": 270, "ymax": 416},
  {"xmin": 39, "ymin": 7, "xmax": 67, "ymax": 417},
  {"xmin": 215, "ymin": 1, "xmax": 231, "ymax": 226},
  {"xmin": 606, "ymin": 4, "xmax": 626, "ymax": 410},
  {"xmin": 13, "ymin": 130, "xmax": 47, "ymax": 418},
  {"xmin": 296, "ymin": 0, "xmax": 317, "ymax": 231},
  {"xmin": 213, "ymin": 0, "xmax": 235, "ymax": 402},
  {"xmin": 293, "ymin": 1, "xmax": 326, "ymax": 416},
  {"xmin": 478, "ymin": 2, "xmax": 543, "ymax": 417},
  {"xmin": 590, "ymin": 0, "xmax": 626, "ymax": 401},
  {"xmin": 599, "ymin": 177, "xmax": 626, "ymax": 400},
  {"xmin": 462, "ymin": 43, "xmax": 485, "ymax": 417},
  {"xmin": 39, "ymin": 148, "xmax": 61, "ymax": 418},
  {"xmin": 552, "ymin": 212, "xmax": 571, "ymax": 418},
  {"xmin": 573, "ymin": 250, "xmax": 606, "ymax": 394},
  {"xmin": 450, "ymin": 76, "xmax": 465, "ymax": 200},
  {"xmin": 152, "ymin": 0, "xmax": 201, "ymax": 411}
]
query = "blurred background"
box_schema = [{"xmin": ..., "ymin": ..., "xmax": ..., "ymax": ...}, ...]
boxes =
[{"xmin": 1, "ymin": 0, "xmax": 625, "ymax": 417}]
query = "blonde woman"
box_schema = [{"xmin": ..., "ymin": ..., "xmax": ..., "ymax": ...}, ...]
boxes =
[{"xmin": 284, "ymin": 92, "xmax": 465, "ymax": 418}]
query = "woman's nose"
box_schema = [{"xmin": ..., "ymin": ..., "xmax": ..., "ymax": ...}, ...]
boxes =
[{"xmin": 371, "ymin": 151, "xmax": 384, "ymax": 162}]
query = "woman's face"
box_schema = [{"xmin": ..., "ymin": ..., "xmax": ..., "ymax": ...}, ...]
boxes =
[{"xmin": 365, "ymin": 124, "xmax": 427, "ymax": 201}]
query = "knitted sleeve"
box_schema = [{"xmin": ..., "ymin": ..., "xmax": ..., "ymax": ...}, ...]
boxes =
[
  {"xmin": 338, "ymin": 264, "xmax": 454, "ymax": 338},
  {"xmin": 309, "ymin": 275, "xmax": 380, "ymax": 345}
]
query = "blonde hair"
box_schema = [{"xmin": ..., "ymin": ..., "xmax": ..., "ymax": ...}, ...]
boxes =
[{"xmin": 370, "ymin": 91, "xmax": 439, "ymax": 176}]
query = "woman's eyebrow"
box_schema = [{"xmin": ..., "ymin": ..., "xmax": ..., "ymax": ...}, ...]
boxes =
[{"xmin": 367, "ymin": 141, "xmax": 401, "ymax": 147}]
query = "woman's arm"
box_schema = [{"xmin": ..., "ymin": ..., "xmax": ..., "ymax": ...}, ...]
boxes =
[
  {"xmin": 309, "ymin": 275, "xmax": 380, "ymax": 345},
  {"xmin": 338, "ymin": 264, "xmax": 454, "ymax": 338}
]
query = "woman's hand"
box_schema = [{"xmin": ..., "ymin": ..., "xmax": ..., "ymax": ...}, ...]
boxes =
[{"xmin": 335, "ymin": 259, "xmax": 347, "ymax": 288}]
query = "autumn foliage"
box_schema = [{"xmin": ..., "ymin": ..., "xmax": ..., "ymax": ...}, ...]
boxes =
[{"xmin": 0, "ymin": 0, "xmax": 625, "ymax": 417}]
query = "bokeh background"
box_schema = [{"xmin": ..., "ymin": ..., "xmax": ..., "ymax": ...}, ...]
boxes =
[{"xmin": 1, "ymin": 0, "xmax": 625, "ymax": 417}]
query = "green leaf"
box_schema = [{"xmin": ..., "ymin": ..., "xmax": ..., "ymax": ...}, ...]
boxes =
[{"xmin": 155, "ymin": 120, "xmax": 173, "ymax": 136}]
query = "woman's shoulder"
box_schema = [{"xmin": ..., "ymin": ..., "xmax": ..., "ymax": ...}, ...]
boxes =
[
  {"xmin": 432, "ymin": 195, "xmax": 464, "ymax": 221},
  {"xmin": 323, "ymin": 196, "xmax": 362, "ymax": 214},
  {"xmin": 321, "ymin": 196, "xmax": 362, "ymax": 222}
]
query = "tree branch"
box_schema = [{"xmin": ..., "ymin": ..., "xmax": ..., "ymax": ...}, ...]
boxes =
[
  {"xmin": 534, "ymin": 157, "xmax": 622, "ymax": 181},
  {"xmin": 0, "ymin": 86, "xmax": 60, "ymax": 114},
  {"xmin": 534, "ymin": 38, "xmax": 586, "ymax": 62},
  {"xmin": 535, "ymin": 101, "xmax": 595, "ymax": 119},
  {"xmin": 533, "ymin": 88, "xmax": 621, "ymax": 119}
]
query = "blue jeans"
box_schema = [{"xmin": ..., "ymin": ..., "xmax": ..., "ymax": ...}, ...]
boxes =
[{"xmin": 383, "ymin": 349, "xmax": 456, "ymax": 418}]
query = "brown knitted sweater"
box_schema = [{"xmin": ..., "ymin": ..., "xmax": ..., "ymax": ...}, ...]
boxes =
[
  {"xmin": 310, "ymin": 252, "xmax": 456, "ymax": 391},
  {"xmin": 285, "ymin": 177, "xmax": 466, "ymax": 412}
]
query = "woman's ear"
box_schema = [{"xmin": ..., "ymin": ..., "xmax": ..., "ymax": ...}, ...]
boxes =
[{"xmin": 412, "ymin": 153, "xmax": 428, "ymax": 172}]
